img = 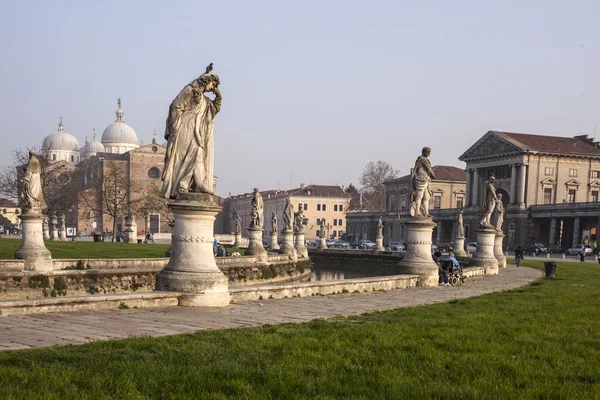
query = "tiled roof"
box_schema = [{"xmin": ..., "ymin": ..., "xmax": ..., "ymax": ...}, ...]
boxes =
[
  {"xmin": 385, "ymin": 165, "xmax": 465, "ymax": 184},
  {"xmin": 227, "ymin": 185, "xmax": 349, "ymax": 200},
  {"xmin": 494, "ymin": 131, "xmax": 600, "ymax": 156}
]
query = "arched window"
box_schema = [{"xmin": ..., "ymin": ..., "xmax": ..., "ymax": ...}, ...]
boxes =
[
  {"xmin": 147, "ymin": 167, "xmax": 161, "ymax": 180},
  {"xmin": 363, "ymin": 224, "xmax": 367, "ymax": 235},
  {"xmin": 389, "ymin": 224, "xmax": 393, "ymax": 239}
]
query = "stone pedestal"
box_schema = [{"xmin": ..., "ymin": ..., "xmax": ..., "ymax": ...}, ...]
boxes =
[
  {"xmin": 165, "ymin": 221, "xmax": 175, "ymax": 257},
  {"xmin": 155, "ymin": 193, "xmax": 229, "ymax": 307},
  {"xmin": 470, "ymin": 229, "xmax": 499, "ymax": 275},
  {"xmin": 453, "ymin": 236, "xmax": 467, "ymax": 257},
  {"xmin": 42, "ymin": 218, "xmax": 50, "ymax": 241},
  {"xmin": 494, "ymin": 232, "xmax": 506, "ymax": 269},
  {"xmin": 397, "ymin": 218, "xmax": 438, "ymax": 287},
  {"xmin": 233, "ymin": 232, "xmax": 243, "ymax": 248},
  {"xmin": 124, "ymin": 215, "xmax": 137, "ymax": 244},
  {"xmin": 268, "ymin": 232, "xmax": 280, "ymax": 251},
  {"xmin": 279, "ymin": 229, "xmax": 297, "ymax": 259},
  {"xmin": 374, "ymin": 235, "xmax": 385, "ymax": 252},
  {"xmin": 246, "ymin": 227, "xmax": 268, "ymax": 262},
  {"xmin": 294, "ymin": 231, "xmax": 308, "ymax": 258},
  {"xmin": 14, "ymin": 209, "xmax": 52, "ymax": 271},
  {"xmin": 317, "ymin": 236, "xmax": 327, "ymax": 250},
  {"xmin": 58, "ymin": 226, "xmax": 67, "ymax": 241},
  {"xmin": 49, "ymin": 216, "xmax": 58, "ymax": 240}
]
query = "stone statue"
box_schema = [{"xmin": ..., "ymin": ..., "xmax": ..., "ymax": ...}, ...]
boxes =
[
  {"xmin": 457, "ymin": 209, "xmax": 464, "ymax": 237},
  {"xmin": 377, "ymin": 216, "xmax": 383, "ymax": 237},
  {"xmin": 283, "ymin": 197, "xmax": 293, "ymax": 231},
  {"xmin": 235, "ymin": 214, "xmax": 242, "ymax": 234},
  {"xmin": 480, "ymin": 176, "xmax": 498, "ymax": 229},
  {"xmin": 294, "ymin": 205, "xmax": 304, "ymax": 233},
  {"xmin": 410, "ymin": 147, "xmax": 435, "ymax": 218},
  {"xmin": 161, "ymin": 66, "xmax": 222, "ymax": 199},
  {"xmin": 59, "ymin": 213, "xmax": 66, "ymax": 229},
  {"xmin": 249, "ymin": 188, "xmax": 263, "ymax": 228},
  {"xmin": 271, "ymin": 211, "xmax": 278, "ymax": 235},
  {"xmin": 319, "ymin": 218, "xmax": 326, "ymax": 239},
  {"xmin": 19, "ymin": 150, "xmax": 46, "ymax": 210},
  {"xmin": 492, "ymin": 193, "xmax": 504, "ymax": 232}
]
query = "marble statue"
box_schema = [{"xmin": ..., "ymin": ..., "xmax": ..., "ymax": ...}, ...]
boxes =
[
  {"xmin": 249, "ymin": 188, "xmax": 263, "ymax": 228},
  {"xmin": 161, "ymin": 66, "xmax": 222, "ymax": 199},
  {"xmin": 319, "ymin": 218, "xmax": 326, "ymax": 239},
  {"xmin": 480, "ymin": 176, "xmax": 498, "ymax": 229},
  {"xmin": 410, "ymin": 147, "xmax": 435, "ymax": 218},
  {"xmin": 283, "ymin": 197, "xmax": 293, "ymax": 231},
  {"xmin": 493, "ymin": 194, "xmax": 504, "ymax": 231},
  {"xmin": 376, "ymin": 216, "xmax": 384, "ymax": 237},
  {"xmin": 59, "ymin": 213, "xmax": 66, "ymax": 229},
  {"xmin": 235, "ymin": 214, "xmax": 242, "ymax": 234},
  {"xmin": 457, "ymin": 209, "xmax": 464, "ymax": 237},
  {"xmin": 271, "ymin": 211, "xmax": 278, "ymax": 235},
  {"xmin": 294, "ymin": 205, "xmax": 304, "ymax": 233},
  {"xmin": 19, "ymin": 150, "xmax": 46, "ymax": 210}
]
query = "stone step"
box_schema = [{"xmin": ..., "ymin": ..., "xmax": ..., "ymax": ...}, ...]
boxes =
[{"xmin": 0, "ymin": 291, "xmax": 181, "ymax": 317}]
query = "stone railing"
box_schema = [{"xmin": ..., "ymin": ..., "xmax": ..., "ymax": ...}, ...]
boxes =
[{"xmin": 529, "ymin": 202, "xmax": 600, "ymax": 217}]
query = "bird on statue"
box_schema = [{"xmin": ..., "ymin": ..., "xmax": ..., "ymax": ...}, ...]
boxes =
[{"xmin": 205, "ymin": 63, "xmax": 213, "ymax": 74}]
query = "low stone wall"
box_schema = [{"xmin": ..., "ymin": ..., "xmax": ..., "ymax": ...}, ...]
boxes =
[
  {"xmin": 0, "ymin": 260, "xmax": 24, "ymax": 271},
  {"xmin": 310, "ymin": 251, "xmax": 406, "ymax": 276}
]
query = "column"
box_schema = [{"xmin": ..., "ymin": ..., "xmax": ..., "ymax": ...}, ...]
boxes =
[
  {"xmin": 436, "ymin": 220, "xmax": 443, "ymax": 244},
  {"xmin": 549, "ymin": 218, "xmax": 556, "ymax": 245},
  {"xmin": 510, "ymin": 164, "xmax": 518, "ymax": 205},
  {"xmin": 573, "ymin": 217, "xmax": 580, "ymax": 247},
  {"xmin": 472, "ymin": 169, "xmax": 480, "ymax": 207},
  {"xmin": 465, "ymin": 170, "xmax": 472, "ymax": 207},
  {"xmin": 518, "ymin": 164, "xmax": 527, "ymax": 207}
]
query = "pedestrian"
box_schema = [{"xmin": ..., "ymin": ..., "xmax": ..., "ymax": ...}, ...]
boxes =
[
  {"xmin": 515, "ymin": 245, "xmax": 524, "ymax": 267},
  {"xmin": 579, "ymin": 252, "xmax": 585, "ymax": 263}
]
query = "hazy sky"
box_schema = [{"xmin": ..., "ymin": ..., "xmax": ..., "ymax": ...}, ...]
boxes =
[{"xmin": 1, "ymin": 0, "xmax": 599, "ymax": 197}]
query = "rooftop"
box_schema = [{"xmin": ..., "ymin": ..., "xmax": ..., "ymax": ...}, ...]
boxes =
[{"xmin": 385, "ymin": 165, "xmax": 466, "ymax": 184}]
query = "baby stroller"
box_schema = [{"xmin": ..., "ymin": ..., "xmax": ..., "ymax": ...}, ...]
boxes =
[{"xmin": 441, "ymin": 257, "xmax": 466, "ymax": 286}]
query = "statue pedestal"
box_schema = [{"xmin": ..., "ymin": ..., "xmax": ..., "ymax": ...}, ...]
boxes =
[
  {"xmin": 317, "ymin": 237, "xmax": 327, "ymax": 250},
  {"xmin": 294, "ymin": 231, "xmax": 308, "ymax": 258},
  {"xmin": 124, "ymin": 215, "xmax": 137, "ymax": 244},
  {"xmin": 453, "ymin": 236, "xmax": 467, "ymax": 257},
  {"xmin": 268, "ymin": 233, "xmax": 280, "ymax": 251},
  {"xmin": 397, "ymin": 217, "xmax": 438, "ymax": 286},
  {"xmin": 279, "ymin": 229, "xmax": 297, "ymax": 259},
  {"xmin": 49, "ymin": 217, "xmax": 58, "ymax": 240},
  {"xmin": 246, "ymin": 227, "xmax": 268, "ymax": 262},
  {"xmin": 42, "ymin": 218, "xmax": 50, "ymax": 241},
  {"xmin": 14, "ymin": 209, "xmax": 52, "ymax": 271},
  {"xmin": 233, "ymin": 232, "xmax": 243, "ymax": 248},
  {"xmin": 470, "ymin": 228, "xmax": 499, "ymax": 275},
  {"xmin": 155, "ymin": 193, "xmax": 229, "ymax": 307},
  {"xmin": 374, "ymin": 235, "xmax": 385, "ymax": 252},
  {"xmin": 494, "ymin": 232, "xmax": 506, "ymax": 269},
  {"xmin": 165, "ymin": 221, "xmax": 175, "ymax": 257},
  {"xmin": 58, "ymin": 227, "xmax": 67, "ymax": 241}
]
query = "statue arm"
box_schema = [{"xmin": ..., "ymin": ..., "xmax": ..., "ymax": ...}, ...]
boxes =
[
  {"xmin": 210, "ymin": 87, "xmax": 222, "ymax": 115},
  {"xmin": 424, "ymin": 159, "xmax": 435, "ymax": 179},
  {"xmin": 165, "ymin": 86, "xmax": 191, "ymax": 140}
]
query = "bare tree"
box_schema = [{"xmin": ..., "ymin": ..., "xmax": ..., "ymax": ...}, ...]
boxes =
[
  {"xmin": 358, "ymin": 161, "xmax": 400, "ymax": 211},
  {"xmin": 79, "ymin": 159, "xmax": 143, "ymax": 242},
  {"xmin": 137, "ymin": 181, "xmax": 174, "ymax": 227}
]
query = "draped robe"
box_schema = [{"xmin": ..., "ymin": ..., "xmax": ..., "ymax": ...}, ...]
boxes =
[{"xmin": 21, "ymin": 154, "xmax": 46, "ymax": 209}]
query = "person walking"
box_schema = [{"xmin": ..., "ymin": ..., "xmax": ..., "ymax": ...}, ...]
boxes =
[
  {"xmin": 579, "ymin": 252, "xmax": 585, "ymax": 263},
  {"xmin": 515, "ymin": 246, "xmax": 524, "ymax": 267}
]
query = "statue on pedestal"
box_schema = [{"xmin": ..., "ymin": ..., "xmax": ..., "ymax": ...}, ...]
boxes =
[
  {"xmin": 492, "ymin": 193, "xmax": 504, "ymax": 232},
  {"xmin": 294, "ymin": 205, "xmax": 304, "ymax": 233},
  {"xmin": 59, "ymin": 213, "xmax": 66, "ymax": 229},
  {"xmin": 19, "ymin": 150, "xmax": 46, "ymax": 210},
  {"xmin": 249, "ymin": 188, "xmax": 263, "ymax": 228},
  {"xmin": 319, "ymin": 218, "xmax": 326, "ymax": 239},
  {"xmin": 376, "ymin": 216, "xmax": 384, "ymax": 237},
  {"xmin": 271, "ymin": 211, "xmax": 278, "ymax": 235},
  {"xmin": 479, "ymin": 176, "xmax": 498, "ymax": 229},
  {"xmin": 283, "ymin": 198, "xmax": 293, "ymax": 231},
  {"xmin": 410, "ymin": 147, "xmax": 435, "ymax": 218},
  {"xmin": 457, "ymin": 209, "xmax": 464, "ymax": 237},
  {"xmin": 235, "ymin": 214, "xmax": 242, "ymax": 234},
  {"xmin": 161, "ymin": 67, "xmax": 222, "ymax": 199}
]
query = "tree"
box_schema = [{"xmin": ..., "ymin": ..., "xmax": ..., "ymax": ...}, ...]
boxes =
[
  {"xmin": 345, "ymin": 183, "xmax": 359, "ymax": 194},
  {"xmin": 137, "ymin": 182, "xmax": 174, "ymax": 228},
  {"xmin": 358, "ymin": 161, "xmax": 400, "ymax": 211}
]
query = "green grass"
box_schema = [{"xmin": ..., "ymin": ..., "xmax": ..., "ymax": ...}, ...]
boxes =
[
  {"xmin": 0, "ymin": 261, "xmax": 599, "ymax": 399},
  {"xmin": 0, "ymin": 239, "xmax": 170, "ymax": 259}
]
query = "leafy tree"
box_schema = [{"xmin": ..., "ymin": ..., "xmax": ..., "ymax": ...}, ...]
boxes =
[{"xmin": 358, "ymin": 161, "xmax": 400, "ymax": 211}]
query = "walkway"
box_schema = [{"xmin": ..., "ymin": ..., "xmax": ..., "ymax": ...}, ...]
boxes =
[{"xmin": 0, "ymin": 265, "xmax": 541, "ymax": 351}]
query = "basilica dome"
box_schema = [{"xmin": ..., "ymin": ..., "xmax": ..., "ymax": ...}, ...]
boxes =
[
  {"xmin": 42, "ymin": 120, "xmax": 81, "ymax": 163},
  {"xmin": 81, "ymin": 129, "xmax": 106, "ymax": 159},
  {"xmin": 101, "ymin": 99, "xmax": 139, "ymax": 154}
]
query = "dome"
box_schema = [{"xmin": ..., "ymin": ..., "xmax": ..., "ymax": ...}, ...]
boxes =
[
  {"xmin": 81, "ymin": 129, "xmax": 105, "ymax": 159},
  {"xmin": 101, "ymin": 100, "xmax": 139, "ymax": 148},
  {"xmin": 42, "ymin": 120, "xmax": 80, "ymax": 152}
]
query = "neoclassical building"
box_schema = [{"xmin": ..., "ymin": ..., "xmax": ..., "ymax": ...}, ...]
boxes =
[{"xmin": 460, "ymin": 130, "xmax": 600, "ymax": 249}]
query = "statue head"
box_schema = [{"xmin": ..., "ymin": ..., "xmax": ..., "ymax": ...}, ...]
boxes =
[
  {"xmin": 497, "ymin": 193, "xmax": 503, "ymax": 200},
  {"xmin": 194, "ymin": 73, "xmax": 220, "ymax": 93},
  {"xmin": 28, "ymin": 149, "xmax": 36, "ymax": 158},
  {"xmin": 490, "ymin": 176, "xmax": 496, "ymax": 184},
  {"xmin": 422, "ymin": 147, "xmax": 431, "ymax": 157}
]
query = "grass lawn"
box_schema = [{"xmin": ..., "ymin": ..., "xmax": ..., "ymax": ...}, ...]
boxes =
[
  {"xmin": 0, "ymin": 239, "xmax": 170, "ymax": 259},
  {"xmin": 0, "ymin": 260, "xmax": 599, "ymax": 399}
]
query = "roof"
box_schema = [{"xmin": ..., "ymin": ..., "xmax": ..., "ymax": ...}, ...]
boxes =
[
  {"xmin": 495, "ymin": 131, "xmax": 600, "ymax": 156},
  {"xmin": 101, "ymin": 105, "xmax": 139, "ymax": 148},
  {"xmin": 385, "ymin": 165, "xmax": 465, "ymax": 184},
  {"xmin": 227, "ymin": 185, "xmax": 349, "ymax": 200},
  {"xmin": 42, "ymin": 121, "xmax": 80, "ymax": 152}
]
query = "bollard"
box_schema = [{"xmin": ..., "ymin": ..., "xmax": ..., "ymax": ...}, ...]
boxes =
[
  {"xmin": 562, "ymin": 253, "xmax": 566, "ymax": 259},
  {"xmin": 544, "ymin": 262, "xmax": 556, "ymax": 278},
  {"xmin": 546, "ymin": 252, "xmax": 550, "ymax": 259}
]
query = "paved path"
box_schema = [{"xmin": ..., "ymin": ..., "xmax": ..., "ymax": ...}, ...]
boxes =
[{"xmin": 0, "ymin": 266, "xmax": 541, "ymax": 351}]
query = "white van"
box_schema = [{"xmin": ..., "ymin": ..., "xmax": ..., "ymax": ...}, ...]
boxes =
[{"xmin": 466, "ymin": 242, "xmax": 477, "ymax": 254}]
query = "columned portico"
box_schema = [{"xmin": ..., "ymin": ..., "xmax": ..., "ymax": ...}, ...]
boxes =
[
  {"xmin": 465, "ymin": 170, "xmax": 472, "ymax": 207},
  {"xmin": 517, "ymin": 164, "xmax": 527, "ymax": 208},
  {"xmin": 573, "ymin": 217, "xmax": 580, "ymax": 246},
  {"xmin": 472, "ymin": 169, "xmax": 479, "ymax": 207},
  {"xmin": 436, "ymin": 220, "xmax": 443, "ymax": 244},
  {"xmin": 510, "ymin": 164, "xmax": 518, "ymax": 206},
  {"xmin": 549, "ymin": 218, "xmax": 556, "ymax": 245}
]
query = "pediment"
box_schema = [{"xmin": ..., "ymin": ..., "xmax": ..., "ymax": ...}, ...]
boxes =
[
  {"xmin": 432, "ymin": 188, "xmax": 444, "ymax": 194},
  {"xmin": 453, "ymin": 189, "xmax": 466, "ymax": 195},
  {"xmin": 565, "ymin": 179, "xmax": 581, "ymax": 186},
  {"xmin": 589, "ymin": 180, "xmax": 600, "ymax": 188},
  {"xmin": 540, "ymin": 178, "xmax": 556, "ymax": 186},
  {"xmin": 459, "ymin": 131, "xmax": 523, "ymax": 161}
]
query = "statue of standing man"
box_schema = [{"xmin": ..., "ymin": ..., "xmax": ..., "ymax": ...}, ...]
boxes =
[
  {"xmin": 377, "ymin": 216, "xmax": 384, "ymax": 237},
  {"xmin": 410, "ymin": 147, "xmax": 435, "ymax": 218},
  {"xmin": 271, "ymin": 211, "xmax": 278, "ymax": 235},
  {"xmin": 161, "ymin": 65, "xmax": 222, "ymax": 199},
  {"xmin": 283, "ymin": 198, "xmax": 293, "ymax": 231},
  {"xmin": 249, "ymin": 188, "xmax": 263, "ymax": 228},
  {"xmin": 492, "ymin": 193, "xmax": 504, "ymax": 232},
  {"xmin": 19, "ymin": 150, "xmax": 46, "ymax": 210},
  {"xmin": 480, "ymin": 176, "xmax": 498, "ymax": 229}
]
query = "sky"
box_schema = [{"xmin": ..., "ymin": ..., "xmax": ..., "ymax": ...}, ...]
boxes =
[{"xmin": 1, "ymin": 0, "xmax": 599, "ymax": 197}]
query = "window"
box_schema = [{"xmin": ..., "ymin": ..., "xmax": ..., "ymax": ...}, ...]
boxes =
[
  {"xmin": 593, "ymin": 191, "xmax": 599, "ymax": 203},
  {"xmin": 592, "ymin": 171, "xmax": 600, "ymax": 178},
  {"xmin": 568, "ymin": 189, "xmax": 576, "ymax": 203},
  {"xmin": 339, "ymin": 205, "xmax": 343, "ymax": 212},
  {"xmin": 298, "ymin": 204, "xmax": 303, "ymax": 211},
  {"xmin": 456, "ymin": 197, "xmax": 464, "ymax": 209},
  {"xmin": 389, "ymin": 225, "xmax": 393, "ymax": 238},
  {"xmin": 333, "ymin": 231, "xmax": 337, "ymax": 237},
  {"xmin": 545, "ymin": 167, "xmax": 554, "ymax": 176},
  {"xmin": 70, "ymin": 155, "xmax": 74, "ymax": 162},
  {"xmin": 543, "ymin": 188, "xmax": 552, "ymax": 204},
  {"xmin": 317, "ymin": 204, "xmax": 321, "ymax": 211},
  {"xmin": 333, "ymin": 219, "xmax": 338, "ymax": 226},
  {"xmin": 509, "ymin": 223, "xmax": 515, "ymax": 232},
  {"xmin": 338, "ymin": 219, "xmax": 343, "ymax": 226},
  {"xmin": 52, "ymin": 154, "xmax": 56, "ymax": 161},
  {"xmin": 152, "ymin": 145, "xmax": 158, "ymax": 153},
  {"xmin": 334, "ymin": 205, "xmax": 338, "ymax": 211},
  {"xmin": 322, "ymin": 204, "xmax": 326, "ymax": 211},
  {"xmin": 316, "ymin": 218, "xmax": 321, "ymax": 225},
  {"xmin": 569, "ymin": 169, "xmax": 578, "ymax": 177},
  {"xmin": 464, "ymin": 224, "xmax": 469, "ymax": 240},
  {"xmin": 433, "ymin": 196, "xmax": 441, "ymax": 209},
  {"xmin": 304, "ymin": 204, "xmax": 307, "ymax": 211},
  {"xmin": 147, "ymin": 167, "xmax": 161, "ymax": 180},
  {"xmin": 363, "ymin": 224, "xmax": 367, "ymax": 235}
]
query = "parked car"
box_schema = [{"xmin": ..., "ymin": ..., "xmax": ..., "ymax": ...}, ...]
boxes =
[
  {"xmin": 332, "ymin": 240, "xmax": 350, "ymax": 249},
  {"xmin": 386, "ymin": 242, "xmax": 406, "ymax": 251},
  {"xmin": 76, "ymin": 232, "xmax": 86, "ymax": 237},
  {"xmin": 466, "ymin": 242, "xmax": 477, "ymax": 254},
  {"xmin": 325, "ymin": 239, "xmax": 336, "ymax": 247},
  {"xmin": 523, "ymin": 242, "xmax": 548, "ymax": 255},
  {"xmin": 547, "ymin": 243, "xmax": 564, "ymax": 253},
  {"xmin": 565, "ymin": 244, "xmax": 593, "ymax": 256},
  {"xmin": 431, "ymin": 244, "xmax": 439, "ymax": 253},
  {"xmin": 357, "ymin": 239, "xmax": 377, "ymax": 250},
  {"xmin": 438, "ymin": 243, "xmax": 454, "ymax": 253}
]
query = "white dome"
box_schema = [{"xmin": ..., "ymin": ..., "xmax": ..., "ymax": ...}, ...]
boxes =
[
  {"xmin": 80, "ymin": 129, "xmax": 105, "ymax": 159},
  {"xmin": 42, "ymin": 121, "xmax": 80, "ymax": 152},
  {"xmin": 101, "ymin": 103, "xmax": 139, "ymax": 148}
]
